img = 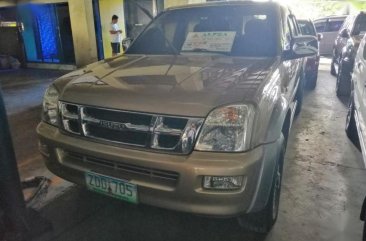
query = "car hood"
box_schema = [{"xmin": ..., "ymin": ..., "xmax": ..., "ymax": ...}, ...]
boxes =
[{"xmin": 58, "ymin": 55, "xmax": 277, "ymax": 117}]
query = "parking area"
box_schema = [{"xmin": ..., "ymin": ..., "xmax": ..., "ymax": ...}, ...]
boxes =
[{"xmin": 1, "ymin": 58, "xmax": 365, "ymax": 241}]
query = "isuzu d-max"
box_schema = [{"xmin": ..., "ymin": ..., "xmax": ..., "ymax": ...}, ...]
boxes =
[{"xmin": 37, "ymin": 1, "xmax": 317, "ymax": 233}]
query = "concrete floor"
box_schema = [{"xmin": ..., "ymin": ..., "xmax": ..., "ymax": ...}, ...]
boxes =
[{"xmin": 1, "ymin": 60, "xmax": 366, "ymax": 241}]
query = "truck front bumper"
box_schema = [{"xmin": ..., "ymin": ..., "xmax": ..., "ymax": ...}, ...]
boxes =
[{"xmin": 37, "ymin": 122, "xmax": 283, "ymax": 217}]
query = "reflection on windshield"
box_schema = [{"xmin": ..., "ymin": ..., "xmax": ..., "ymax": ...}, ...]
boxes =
[{"xmin": 126, "ymin": 5, "xmax": 278, "ymax": 57}]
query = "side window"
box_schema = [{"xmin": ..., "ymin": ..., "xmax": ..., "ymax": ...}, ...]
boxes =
[
  {"xmin": 315, "ymin": 21, "xmax": 326, "ymax": 33},
  {"xmin": 327, "ymin": 20, "xmax": 344, "ymax": 32},
  {"xmin": 363, "ymin": 42, "xmax": 366, "ymax": 60}
]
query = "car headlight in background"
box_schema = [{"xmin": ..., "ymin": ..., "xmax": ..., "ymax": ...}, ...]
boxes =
[
  {"xmin": 195, "ymin": 104, "xmax": 255, "ymax": 152},
  {"xmin": 42, "ymin": 85, "xmax": 59, "ymax": 126}
]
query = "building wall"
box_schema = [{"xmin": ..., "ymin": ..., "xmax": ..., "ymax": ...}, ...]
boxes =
[
  {"xmin": 164, "ymin": 0, "xmax": 205, "ymax": 9},
  {"xmin": 0, "ymin": 0, "xmax": 15, "ymax": 8},
  {"xmin": 68, "ymin": 0, "xmax": 98, "ymax": 67},
  {"xmin": 99, "ymin": 0, "xmax": 126, "ymax": 59},
  {"xmin": 11, "ymin": 0, "xmax": 207, "ymax": 68},
  {"xmin": 164, "ymin": 0, "xmax": 188, "ymax": 9},
  {"xmin": 16, "ymin": 0, "xmax": 98, "ymax": 67}
]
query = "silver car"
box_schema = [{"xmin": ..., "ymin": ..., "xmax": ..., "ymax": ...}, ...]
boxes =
[
  {"xmin": 314, "ymin": 15, "xmax": 347, "ymax": 55},
  {"xmin": 345, "ymin": 33, "xmax": 366, "ymax": 241}
]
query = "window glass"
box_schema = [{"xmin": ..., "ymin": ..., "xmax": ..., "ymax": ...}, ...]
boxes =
[
  {"xmin": 354, "ymin": 15, "xmax": 366, "ymax": 35},
  {"xmin": 127, "ymin": 5, "xmax": 279, "ymax": 57},
  {"xmin": 314, "ymin": 20, "xmax": 326, "ymax": 33},
  {"xmin": 363, "ymin": 41, "xmax": 366, "ymax": 60},
  {"xmin": 298, "ymin": 21, "xmax": 316, "ymax": 36},
  {"xmin": 327, "ymin": 20, "xmax": 344, "ymax": 32}
]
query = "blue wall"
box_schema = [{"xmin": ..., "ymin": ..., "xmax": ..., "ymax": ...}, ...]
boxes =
[{"xmin": 18, "ymin": 3, "xmax": 60, "ymax": 63}]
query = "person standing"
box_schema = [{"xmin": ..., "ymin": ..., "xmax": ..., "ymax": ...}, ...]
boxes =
[{"xmin": 110, "ymin": 15, "xmax": 122, "ymax": 56}]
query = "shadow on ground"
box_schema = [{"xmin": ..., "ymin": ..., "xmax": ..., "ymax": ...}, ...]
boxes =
[{"xmin": 37, "ymin": 187, "xmax": 266, "ymax": 241}]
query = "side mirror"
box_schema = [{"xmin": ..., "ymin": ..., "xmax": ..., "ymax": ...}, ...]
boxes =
[
  {"xmin": 283, "ymin": 35, "xmax": 318, "ymax": 60},
  {"xmin": 317, "ymin": 33, "xmax": 323, "ymax": 41},
  {"xmin": 340, "ymin": 29, "xmax": 350, "ymax": 38}
]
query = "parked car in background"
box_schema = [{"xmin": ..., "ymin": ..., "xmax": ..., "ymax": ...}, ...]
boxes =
[
  {"xmin": 345, "ymin": 33, "xmax": 366, "ymax": 162},
  {"xmin": 37, "ymin": 1, "xmax": 317, "ymax": 234},
  {"xmin": 333, "ymin": 12, "xmax": 366, "ymax": 96},
  {"xmin": 345, "ymin": 33, "xmax": 366, "ymax": 241},
  {"xmin": 314, "ymin": 15, "xmax": 347, "ymax": 56},
  {"xmin": 298, "ymin": 19, "xmax": 321, "ymax": 89}
]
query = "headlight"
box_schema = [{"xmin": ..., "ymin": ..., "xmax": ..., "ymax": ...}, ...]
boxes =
[
  {"xmin": 42, "ymin": 85, "xmax": 59, "ymax": 126},
  {"xmin": 195, "ymin": 104, "xmax": 255, "ymax": 152}
]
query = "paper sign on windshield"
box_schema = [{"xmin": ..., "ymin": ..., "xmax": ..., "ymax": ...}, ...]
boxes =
[{"xmin": 182, "ymin": 31, "xmax": 236, "ymax": 53}]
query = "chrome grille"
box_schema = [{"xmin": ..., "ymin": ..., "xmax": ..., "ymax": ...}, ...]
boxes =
[{"xmin": 59, "ymin": 102, "xmax": 204, "ymax": 154}]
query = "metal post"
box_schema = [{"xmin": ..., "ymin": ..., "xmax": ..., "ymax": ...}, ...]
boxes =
[{"xmin": 0, "ymin": 90, "xmax": 28, "ymax": 240}]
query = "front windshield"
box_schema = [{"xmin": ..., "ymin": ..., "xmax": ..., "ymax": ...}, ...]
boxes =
[{"xmin": 126, "ymin": 5, "xmax": 278, "ymax": 57}]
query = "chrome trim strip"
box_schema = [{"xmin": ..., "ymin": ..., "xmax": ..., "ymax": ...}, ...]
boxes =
[{"xmin": 59, "ymin": 101, "xmax": 205, "ymax": 154}]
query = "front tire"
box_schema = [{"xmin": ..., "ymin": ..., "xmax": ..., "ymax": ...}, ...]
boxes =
[
  {"xmin": 306, "ymin": 72, "xmax": 318, "ymax": 90},
  {"xmin": 336, "ymin": 61, "xmax": 351, "ymax": 97},
  {"xmin": 331, "ymin": 58, "xmax": 337, "ymax": 76},
  {"xmin": 237, "ymin": 136, "xmax": 285, "ymax": 234}
]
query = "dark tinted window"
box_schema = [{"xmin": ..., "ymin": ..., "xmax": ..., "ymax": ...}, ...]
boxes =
[
  {"xmin": 363, "ymin": 42, "xmax": 366, "ymax": 60},
  {"xmin": 328, "ymin": 20, "xmax": 344, "ymax": 32},
  {"xmin": 298, "ymin": 20, "xmax": 316, "ymax": 36},
  {"xmin": 354, "ymin": 15, "xmax": 366, "ymax": 34},
  {"xmin": 314, "ymin": 19, "xmax": 345, "ymax": 33},
  {"xmin": 315, "ymin": 21, "xmax": 326, "ymax": 32},
  {"xmin": 127, "ymin": 5, "xmax": 279, "ymax": 57}
]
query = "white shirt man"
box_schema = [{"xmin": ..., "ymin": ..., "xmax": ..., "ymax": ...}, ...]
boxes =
[{"xmin": 110, "ymin": 15, "xmax": 123, "ymax": 56}]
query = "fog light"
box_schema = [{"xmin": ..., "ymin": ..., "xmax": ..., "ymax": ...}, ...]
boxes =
[{"xmin": 203, "ymin": 176, "xmax": 244, "ymax": 190}]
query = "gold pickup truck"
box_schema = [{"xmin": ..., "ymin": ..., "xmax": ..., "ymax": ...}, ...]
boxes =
[{"xmin": 37, "ymin": 1, "xmax": 317, "ymax": 234}]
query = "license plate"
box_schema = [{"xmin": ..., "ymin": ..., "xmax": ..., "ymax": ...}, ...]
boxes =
[{"xmin": 85, "ymin": 172, "xmax": 138, "ymax": 204}]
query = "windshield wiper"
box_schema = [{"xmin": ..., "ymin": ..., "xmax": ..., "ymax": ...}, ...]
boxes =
[{"xmin": 182, "ymin": 48, "xmax": 230, "ymax": 56}]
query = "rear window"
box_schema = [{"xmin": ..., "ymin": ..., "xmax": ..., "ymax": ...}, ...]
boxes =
[
  {"xmin": 126, "ymin": 5, "xmax": 279, "ymax": 57},
  {"xmin": 314, "ymin": 19, "xmax": 345, "ymax": 33}
]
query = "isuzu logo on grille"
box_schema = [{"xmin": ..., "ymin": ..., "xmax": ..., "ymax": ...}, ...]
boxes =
[{"xmin": 99, "ymin": 120, "xmax": 127, "ymax": 131}]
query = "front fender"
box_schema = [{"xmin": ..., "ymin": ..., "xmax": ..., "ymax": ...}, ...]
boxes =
[{"xmin": 264, "ymin": 95, "xmax": 291, "ymax": 143}]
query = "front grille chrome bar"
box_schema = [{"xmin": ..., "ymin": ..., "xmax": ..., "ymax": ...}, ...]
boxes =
[{"xmin": 59, "ymin": 101, "xmax": 204, "ymax": 154}]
